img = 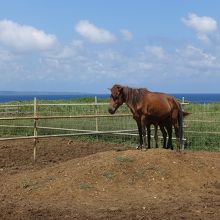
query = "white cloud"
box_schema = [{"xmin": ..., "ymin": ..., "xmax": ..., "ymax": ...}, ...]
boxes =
[
  {"xmin": 145, "ymin": 46, "xmax": 165, "ymax": 59},
  {"xmin": 0, "ymin": 48, "xmax": 15, "ymax": 61},
  {"xmin": 182, "ymin": 13, "xmax": 217, "ymax": 33},
  {"xmin": 137, "ymin": 62, "xmax": 152, "ymax": 71},
  {"xmin": 182, "ymin": 13, "xmax": 218, "ymax": 43},
  {"xmin": 0, "ymin": 19, "xmax": 57, "ymax": 52},
  {"xmin": 120, "ymin": 29, "xmax": 133, "ymax": 41},
  {"xmin": 1, "ymin": 17, "xmax": 220, "ymax": 92},
  {"xmin": 75, "ymin": 20, "xmax": 116, "ymax": 43},
  {"xmin": 176, "ymin": 45, "xmax": 216, "ymax": 68}
]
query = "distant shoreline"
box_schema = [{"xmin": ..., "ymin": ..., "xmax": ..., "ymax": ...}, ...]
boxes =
[{"xmin": 0, "ymin": 92, "xmax": 220, "ymax": 103}]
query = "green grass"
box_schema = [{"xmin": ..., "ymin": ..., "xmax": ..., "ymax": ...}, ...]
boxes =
[
  {"xmin": 115, "ymin": 156, "xmax": 135, "ymax": 163},
  {"xmin": 79, "ymin": 182, "xmax": 93, "ymax": 190},
  {"xmin": 102, "ymin": 171, "xmax": 115, "ymax": 180},
  {"xmin": 0, "ymin": 98, "xmax": 219, "ymax": 151},
  {"xmin": 183, "ymin": 102, "xmax": 220, "ymax": 151}
]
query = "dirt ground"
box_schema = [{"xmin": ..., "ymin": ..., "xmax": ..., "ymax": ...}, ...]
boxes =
[{"xmin": 0, "ymin": 138, "xmax": 220, "ymax": 220}]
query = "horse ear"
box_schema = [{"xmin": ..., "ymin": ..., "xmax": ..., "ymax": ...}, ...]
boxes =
[{"xmin": 118, "ymin": 86, "xmax": 123, "ymax": 93}]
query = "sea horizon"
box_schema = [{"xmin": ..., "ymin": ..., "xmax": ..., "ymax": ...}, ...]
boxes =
[{"xmin": 0, "ymin": 91, "xmax": 220, "ymax": 103}]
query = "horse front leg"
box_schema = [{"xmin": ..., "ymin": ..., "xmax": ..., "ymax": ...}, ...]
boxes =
[
  {"xmin": 147, "ymin": 124, "xmax": 151, "ymax": 149},
  {"xmin": 159, "ymin": 125, "xmax": 167, "ymax": 148},
  {"xmin": 154, "ymin": 124, "xmax": 158, "ymax": 148},
  {"xmin": 135, "ymin": 119, "xmax": 143, "ymax": 150},
  {"xmin": 141, "ymin": 116, "xmax": 147, "ymax": 149}
]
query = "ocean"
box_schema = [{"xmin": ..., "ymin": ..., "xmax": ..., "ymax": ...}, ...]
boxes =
[{"xmin": 0, "ymin": 92, "xmax": 220, "ymax": 103}]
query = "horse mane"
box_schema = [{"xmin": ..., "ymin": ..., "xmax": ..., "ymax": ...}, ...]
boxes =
[{"xmin": 123, "ymin": 86, "xmax": 148, "ymax": 106}]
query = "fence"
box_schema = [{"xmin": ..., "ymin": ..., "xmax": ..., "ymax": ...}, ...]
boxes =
[
  {"xmin": 183, "ymin": 101, "xmax": 220, "ymax": 151},
  {"xmin": 0, "ymin": 97, "xmax": 219, "ymax": 160}
]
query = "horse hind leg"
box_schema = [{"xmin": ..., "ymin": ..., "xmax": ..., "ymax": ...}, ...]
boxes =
[
  {"xmin": 173, "ymin": 122, "xmax": 181, "ymax": 151},
  {"xmin": 154, "ymin": 124, "xmax": 158, "ymax": 148},
  {"xmin": 159, "ymin": 125, "xmax": 167, "ymax": 149},
  {"xmin": 172, "ymin": 106, "xmax": 184, "ymax": 151},
  {"xmin": 166, "ymin": 123, "xmax": 173, "ymax": 150},
  {"xmin": 147, "ymin": 124, "xmax": 151, "ymax": 149},
  {"xmin": 142, "ymin": 127, "xmax": 147, "ymax": 150}
]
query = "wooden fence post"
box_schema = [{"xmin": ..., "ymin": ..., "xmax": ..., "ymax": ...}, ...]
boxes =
[
  {"xmin": 181, "ymin": 97, "xmax": 185, "ymax": 151},
  {"xmin": 33, "ymin": 97, "xmax": 38, "ymax": 162},
  {"xmin": 94, "ymin": 96, "xmax": 99, "ymax": 141},
  {"xmin": 95, "ymin": 96, "xmax": 98, "ymax": 132}
]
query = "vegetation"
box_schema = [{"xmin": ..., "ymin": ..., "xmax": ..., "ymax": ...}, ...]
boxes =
[
  {"xmin": 79, "ymin": 182, "xmax": 93, "ymax": 190},
  {"xmin": 183, "ymin": 102, "xmax": 220, "ymax": 151},
  {"xmin": 115, "ymin": 156, "xmax": 135, "ymax": 163},
  {"xmin": 0, "ymin": 98, "xmax": 219, "ymax": 151}
]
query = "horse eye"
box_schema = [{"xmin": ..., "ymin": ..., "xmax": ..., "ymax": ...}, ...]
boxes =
[{"xmin": 111, "ymin": 95, "xmax": 118, "ymax": 101}]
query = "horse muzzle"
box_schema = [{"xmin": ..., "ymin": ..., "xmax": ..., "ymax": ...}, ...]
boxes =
[{"xmin": 108, "ymin": 106, "xmax": 116, "ymax": 114}]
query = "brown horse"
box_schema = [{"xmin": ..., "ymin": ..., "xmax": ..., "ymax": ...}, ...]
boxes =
[
  {"xmin": 152, "ymin": 103, "xmax": 189, "ymax": 149},
  {"xmin": 149, "ymin": 123, "xmax": 168, "ymax": 148},
  {"xmin": 108, "ymin": 84, "xmax": 189, "ymax": 150},
  {"xmin": 152, "ymin": 124, "xmax": 166, "ymax": 148}
]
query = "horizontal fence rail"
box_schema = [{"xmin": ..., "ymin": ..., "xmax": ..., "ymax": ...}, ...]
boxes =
[
  {"xmin": 0, "ymin": 113, "xmax": 132, "ymax": 120},
  {"xmin": 0, "ymin": 129, "xmax": 138, "ymax": 141}
]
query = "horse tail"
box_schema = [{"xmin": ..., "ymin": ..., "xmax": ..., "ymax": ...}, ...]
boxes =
[
  {"xmin": 183, "ymin": 111, "xmax": 190, "ymax": 117},
  {"xmin": 178, "ymin": 103, "xmax": 184, "ymax": 150}
]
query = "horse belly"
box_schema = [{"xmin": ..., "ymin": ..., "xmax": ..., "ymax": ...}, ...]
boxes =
[{"xmin": 143, "ymin": 99, "xmax": 171, "ymax": 119}]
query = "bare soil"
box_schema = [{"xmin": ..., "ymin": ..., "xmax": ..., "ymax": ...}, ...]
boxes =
[{"xmin": 0, "ymin": 138, "xmax": 220, "ymax": 220}]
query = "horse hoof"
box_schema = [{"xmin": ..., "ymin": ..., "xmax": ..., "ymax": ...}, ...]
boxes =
[
  {"xmin": 136, "ymin": 146, "xmax": 142, "ymax": 150},
  {"xmin": 167, "ymin": 146, "xmax": 173, "ymax": 150}
]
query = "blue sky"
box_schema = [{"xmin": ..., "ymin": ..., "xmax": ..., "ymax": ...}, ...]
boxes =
[{"xmin": 0, "ymin": 0, "xmax": 220, "ymax": 93}]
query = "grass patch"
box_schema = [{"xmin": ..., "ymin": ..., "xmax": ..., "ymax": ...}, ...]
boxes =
[
  {"xmin": 102, "ymin": 171, "xmax": 115, "ymax": 180},
  {"xmin": 21, "ymin": 176, "xmax": 56, "ymax": 191},
  {"xmin": 79, "ymin": 182, "xmax": 93, "ymax": 190},
  {"xmin": 115, "ymin": 155, "xmax": 134, "ymax": 163}
]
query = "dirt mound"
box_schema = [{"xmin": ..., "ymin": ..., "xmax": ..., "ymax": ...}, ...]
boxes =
[
  {"xmin": 0, "ymin": 138, "xmax": 220, "ymax": 219},
  {"xmin": 0, "ymin": 138, "xmax": 129, "ymax": 172}
]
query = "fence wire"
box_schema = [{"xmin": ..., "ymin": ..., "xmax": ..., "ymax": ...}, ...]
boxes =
[
  {"xmin": 0, "ymin": 98, "xmax": 219, "ymax": 151},
  {"xmin": 183, "ymin": 102, "xmax": 220, "ymax": 150}
]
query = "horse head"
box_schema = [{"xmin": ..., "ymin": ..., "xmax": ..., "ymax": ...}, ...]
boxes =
[{"xmin": 108, "ymin": 84, "xmax": 125, "ymax": 114}]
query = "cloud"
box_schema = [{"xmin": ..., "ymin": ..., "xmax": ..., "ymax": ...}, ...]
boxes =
[
  {"xmin": 0, "ymin": 48, "xmax": 15, "ymax": 61},
  {"xmin": 145, "ymin": 46, "xmax": 165, "ymax": 59},
  {"xmin": 182, "ymin": 13, "xmax": 218, "ymax": 43},
  {"xmin": 75, "ymin": 20, "xmax": 116, "ymax": 43},
  {"xmin": 0, "ymin": 19, "xmax": 57, "ymax": 52},
  {"xmin": 1, "ymin": 16, "xmax": 220, "ymax": 92},
  {"xmin": 176, "ymin": 45, "xmax": 217, "ymax": 68},
  {"xmin": 182, "ymin": 13, "xmax": 217, "ymax": 33},
  {"xmin": 120, "ymin": 29, "xmax": 133, "ymax": 41}
]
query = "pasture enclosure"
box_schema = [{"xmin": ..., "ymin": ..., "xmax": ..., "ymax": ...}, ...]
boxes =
[{"xmin": 0, "ymin": 97, "xmax": 219, "ymax": 160}]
